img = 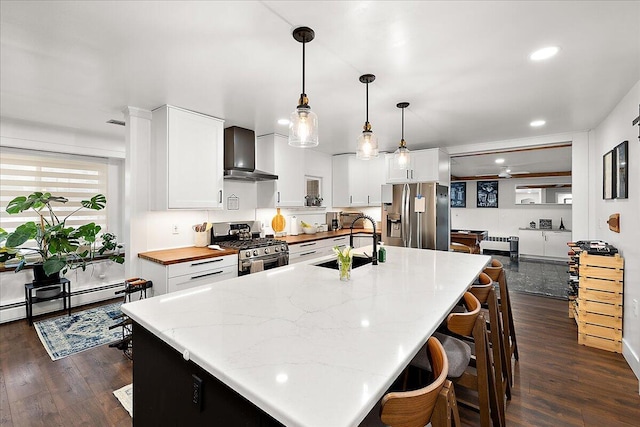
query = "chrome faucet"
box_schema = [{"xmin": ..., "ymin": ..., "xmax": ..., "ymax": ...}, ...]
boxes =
[{"xmin": 349, "ymin": 215, "xmax": 378, "ymax": 265}]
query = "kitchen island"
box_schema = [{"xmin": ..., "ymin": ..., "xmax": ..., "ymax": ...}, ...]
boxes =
[{"xmin": 122, "ymin": 245, "xmax": 490, "ymax": 426}]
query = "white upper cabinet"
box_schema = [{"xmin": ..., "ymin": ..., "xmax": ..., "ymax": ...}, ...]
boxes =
[
  {"xmin": 385, "ymin": 148, "xmax": 450, "ymax": 185},
  {"xmin": 257, "ymin": 134, "xmax": 305, "ymax": 207},
  {"xmin": 332, "ymin": 154, "xmax": 386, "ymax": 208},
  {"xmin": 150, "ymin": 105, "xmax": 224, "ymax": 210}
]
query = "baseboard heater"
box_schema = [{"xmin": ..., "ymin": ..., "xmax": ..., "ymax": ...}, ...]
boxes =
[
  {"xmin": 480, "ymin": 236, "xmax": 511, "ymax": 252},
  {"xmin": 0, "ymin": 282, "xmax": 124, "ymax": 311}
]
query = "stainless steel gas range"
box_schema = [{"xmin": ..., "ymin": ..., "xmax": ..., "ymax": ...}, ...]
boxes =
[{"xmin": 210, "ymin": 221, "xmax": 289, "ymax": 275}]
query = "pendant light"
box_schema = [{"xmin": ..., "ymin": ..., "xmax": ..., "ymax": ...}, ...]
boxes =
[
  {"xmin": 356, "ymin": 74, "xmax": 379, "ymax": 160},
  {"xmin": 289, "ymin": 27, "xmax": 319, "ymax": 148},
  {"xmin": 393, "ymin": 102, "xmax": 411, "ymax": 170}
]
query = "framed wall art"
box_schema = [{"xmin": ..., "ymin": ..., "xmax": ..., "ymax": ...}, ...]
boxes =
[
  {"xmin": 450, "ymin": 182, "xmax": 466, "ymax": 207},
  {"xmin": 603, "ymin": 150, "xmax": 615, "ymax": 200},
  {"xmin": 614, "ymin": 140, "xmax": 628, "ymax": 199},
  {"xmin": 477, "ymin": 180, "xmax": 498, "ymax": 208}
]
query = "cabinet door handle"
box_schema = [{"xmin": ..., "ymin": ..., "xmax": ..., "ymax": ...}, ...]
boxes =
[
  {"xmin": 191, "ymin": 270, "xmax": 223, "ymax": 280},
  {"xmin": 277, "ymin": 191, "xmax": 281, "ymax": 203},
  {"xmin": 191, "ymin": 258, "xmax": 223, "ymax": 267},
  {"xmin": 406, "ymin": 170, "xmax": 409, "ymax": 180},
  {"xmin": 368, "ymin": 195, "xmax": 370, "ymax": 204},
  {"xmin": 411, "ymin": 170, "xmax": 414, "ymax": 180},
  {"xmin": 300, "ymin": 242, "xmax": 317, "ymax": 247},
  {"xmin": 219, "ymin": 190, "xmax": 223, "ymax": 203},
  {"xmin": 333, "ymin": 238, "xmax": 346, "ymax": 242},
  {"xmin": 300, "ymin": 251, "xmax": 317, "ymax": 257},
  {"xmin": 350, "ymin": 195, "xmax": 352, "ymax": 204}
]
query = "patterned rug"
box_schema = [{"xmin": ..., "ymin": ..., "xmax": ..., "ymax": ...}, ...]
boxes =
[
  {"xmin": 113, "ymin": 383, "xmax": 133, "ymax": 417},
  {"xmin": 34, "ymin": 302, "xmax": 123, "ymax": 360}
]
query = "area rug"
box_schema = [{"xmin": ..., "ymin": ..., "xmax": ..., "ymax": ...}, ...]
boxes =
[
  {"xmin": 34, "ymin": 302, "xmax": 123, "ymax": 360},
  {"xmin": 113, "ymin": 383, "xmax": 133, "ymax": 417}
]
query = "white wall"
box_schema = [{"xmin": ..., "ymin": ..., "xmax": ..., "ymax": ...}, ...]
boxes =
[
  {"xmin": 0, "ymin": 116, "xmax": 127, "ymax": 322},
  {"xmin": 451, "ymin": 176, "xmax": 573, "ymax": 238},
  {"xmin": 590, "ymin": 80, "xmax": 640, "ymax": 383}
]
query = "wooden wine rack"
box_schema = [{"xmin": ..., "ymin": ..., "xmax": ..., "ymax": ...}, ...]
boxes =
[{"xmin": 577, "ymin": 252, "xmax": 624, "ymax": 353}]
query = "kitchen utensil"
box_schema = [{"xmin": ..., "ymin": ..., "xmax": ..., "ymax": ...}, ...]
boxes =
[{"xmin": 272, "ymin": 208, "xmax": 286, "ymax": 233}]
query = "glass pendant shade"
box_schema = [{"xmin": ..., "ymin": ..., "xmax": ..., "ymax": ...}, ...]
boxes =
[
  {"xmin": 393, "ymin": 143, "xmax": 411, "ymax": 170},
  {"xmin": 356, "ymin": 130, "xmax": 378, "ymax": 160},
  {"xmin": 289, "ymin": 106, "xmax": 319, "ymax": 148},
  {"xmin": 289, "ymin": 27, "xmax": 318, "ymax": 148},
  {"xmin": 393, "ymin": 102, "xmax": 411, "ymax": 170}
]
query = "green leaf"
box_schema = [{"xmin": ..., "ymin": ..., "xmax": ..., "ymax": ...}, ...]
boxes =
[
  {"xmin": 5, "ymin": 222, "xmax": 38, "ymax": 247},
  {"xmin": 43, "ymin": 258, "xmax": 66, "ymax": 276},
  {"xmin": 81, "ymin": 194, "xmax": 106, "ymax": 210},
  {"xmin": 5, "ymin": 196, "xmax": 28, "ymax": 214}
]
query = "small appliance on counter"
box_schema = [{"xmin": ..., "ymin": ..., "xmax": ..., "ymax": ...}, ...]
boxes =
[
  {"xmin": 326, "ymin": 212, "xmax": 341, "ymax": 231},
  {"xmin": 340, "ymin": 211, "xmax": 365, "ymax": 229}
]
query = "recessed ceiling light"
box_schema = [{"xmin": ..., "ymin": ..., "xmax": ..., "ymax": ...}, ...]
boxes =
[
  {"xmin": 530, "ymin": 46, "xmax": 559, "ymax": 61},
  {"xmin": 495, "ymin": 158, "xmax": 505, "ymax": 164},
  {"xmin": 530, "ymin": 120, "xmax": 546, "ymax": 127},
  {"xmin": 277, "ymin": 119, "xmax": 290, "ymax": 125}
]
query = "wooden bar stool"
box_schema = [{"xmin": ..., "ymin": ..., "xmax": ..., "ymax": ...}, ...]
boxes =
[
  {"xmin": 471, "ymin": 273, "xmax": 510, "ymax": 409},
  {"xmin": 450, "ymin": 242, "xmax": 473, "ymax": 253},
  {"xmin": 409, "ymin": 292, "xmax": 504, "ymax": 427},
  {"xmin": 484, "ymin": 259, "xmax": 518, "ymax": 386},
  {"xmin": 360, "ymin": 336, "xmax": 460, "ymax": 427}
]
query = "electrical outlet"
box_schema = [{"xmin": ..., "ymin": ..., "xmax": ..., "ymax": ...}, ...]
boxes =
[
  {"xmin": 633, "ymin": 299, "xmax": 638, "ymax": 318},
  {"xmin": 172, "ymin": 224, "xmax": 179, "ymax": 234}
]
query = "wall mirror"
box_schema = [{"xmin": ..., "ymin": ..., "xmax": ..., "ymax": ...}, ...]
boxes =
[{"xmin": 515, "ymin": 183, "xmax": 572, "ymax": 205}]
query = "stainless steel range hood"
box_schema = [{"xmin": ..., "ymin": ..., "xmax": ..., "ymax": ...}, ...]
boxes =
[{"xmin": 224, "ymin": 126, "xmax": 278, "ymax": 181}]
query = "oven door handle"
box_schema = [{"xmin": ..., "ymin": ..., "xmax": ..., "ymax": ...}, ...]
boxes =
[{"xmin": 241, "ymin": 254, "xmax": 287, "ymax": 269}]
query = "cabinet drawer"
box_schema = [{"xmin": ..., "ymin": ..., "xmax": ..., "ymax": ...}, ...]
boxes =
[
  {"xmin": 167, "ymin": 255, "xmax": 236, "ymax": 278},
  {"xmin": 289, "ymin": 241, "xmax": 323, "ymax": 254},
  {"xmin": 167, "ymin": 265, "xmax": 237, "ymax": 293},
  {"xmin": 328, "ymin": 236, "xmax": 349, "ymax": 247},
  {"xmin": 289, "ymin": 249, "xmax": 324, "ymax": 264}
]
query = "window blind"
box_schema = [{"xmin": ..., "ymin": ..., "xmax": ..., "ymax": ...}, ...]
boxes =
[{"xmin": 0, "ymin": 149, "xmax": 109, "ymax": 238}]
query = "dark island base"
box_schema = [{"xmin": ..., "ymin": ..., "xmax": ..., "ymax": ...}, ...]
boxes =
[{"xmin": 133, "ymin": 322, "xmax": 283, "ymax": 426}]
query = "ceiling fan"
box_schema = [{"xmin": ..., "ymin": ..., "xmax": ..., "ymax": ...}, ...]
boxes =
[{"xmin": 498, "ymin": 166, "xmax": 529, "ymax": 178}]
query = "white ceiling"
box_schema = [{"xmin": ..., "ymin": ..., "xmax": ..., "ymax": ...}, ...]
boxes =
[
  {"xmin": 1, "ymin": 1, "xmax": 638, "ymax": 167},
  {"xmin": 450, "ymin": 145, "xmax": 572, "ymax": 178}
]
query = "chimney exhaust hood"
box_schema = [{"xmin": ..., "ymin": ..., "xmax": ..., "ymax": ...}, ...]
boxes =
[{"xmin": 224, "ymin": 126, "xmax": 278, "ymax": 181}]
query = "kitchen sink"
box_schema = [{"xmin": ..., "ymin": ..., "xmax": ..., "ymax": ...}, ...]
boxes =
[{"xmin": 313, "ymin": 255, "xmax": 373, "ymax": 270}]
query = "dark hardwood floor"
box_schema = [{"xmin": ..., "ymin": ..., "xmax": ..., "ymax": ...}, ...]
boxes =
[{"xmin": 1, "ymin": 293, "xmax": 639, "ymax": 426}]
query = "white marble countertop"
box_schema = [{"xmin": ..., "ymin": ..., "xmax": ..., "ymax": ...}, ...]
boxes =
[{"xmin": 122, "ymin": 246, "xmax": 490, "ymax": 427}]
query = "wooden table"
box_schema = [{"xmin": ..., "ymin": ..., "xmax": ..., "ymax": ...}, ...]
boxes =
[{"xmin": 450, "ymin": 229, "xmax": 488, "ymax": 254}]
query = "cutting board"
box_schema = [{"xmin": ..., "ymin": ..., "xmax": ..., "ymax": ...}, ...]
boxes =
[{"xmin": 271, "ymin": 208, "xmax": 286, "ymax": 233}]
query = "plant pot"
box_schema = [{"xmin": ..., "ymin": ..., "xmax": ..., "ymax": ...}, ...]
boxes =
[
  {"xmin": 35, "ymin": 285, "xmax": 63, "ymax": 299},
  {"xmin": 32, "ymin": 264, "xmax": 61, "ymax": 285}
]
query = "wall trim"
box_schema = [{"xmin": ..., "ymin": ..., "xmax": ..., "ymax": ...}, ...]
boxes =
[{"xmin": 623, "ymin": 338, "xmax": 640, "ymax": 394}]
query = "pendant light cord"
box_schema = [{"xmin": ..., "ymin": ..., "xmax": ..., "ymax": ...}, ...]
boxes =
[
  {"xmin": 365, "ymin": 83, "xmax": 369, "ymax": 123},
  {"xmin": 401, "ymin": 107, "xmax": 405, "ymax": 140},
  {"xmin": 302, "ymin": 41, "xmax": 306, "ymax": 95}
]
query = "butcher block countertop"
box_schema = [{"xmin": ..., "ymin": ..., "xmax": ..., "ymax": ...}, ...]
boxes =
[
  {"xmin": 138, "ymin": 246, "xmax": 238, "ymax": 265},
  {"xmin": 276, "ymin": 228, "xmax": 380, "ymax": 244}
]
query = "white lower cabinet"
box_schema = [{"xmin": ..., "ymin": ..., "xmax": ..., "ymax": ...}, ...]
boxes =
[
  {"xmin": 141, "ymin": 255, "xmax": 238, "ymax": 296},
  {"xmin": 288, "ymin": 234, "xmax": 373, "ymax": 264},
  {"xmin": 518, "ymin": 229, "xmax": 570, "ymax": 260}
]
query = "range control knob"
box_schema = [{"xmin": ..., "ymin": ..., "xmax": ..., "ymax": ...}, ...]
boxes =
[
  {"xmin": 264, "ymin": 248, "xmax": 270, "ymax": 254},
  {"xmin": 274, "ymin": 247, "xmax": 279, "ymax": 252},
  {"xmin": 253, "ymin": 250, "xmax": 259, "ymax": 256},
  {"xmin": 245, "ymin": 251, "xmax": 251, "ymax": 257},
  {"xmin": 281, "ymin": 245, "xmax": 286, "ymax": 251}
]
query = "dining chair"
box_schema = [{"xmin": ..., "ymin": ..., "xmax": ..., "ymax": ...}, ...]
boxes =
[
  {"xmin": 409, "ymin": 292, "xmax": 504, "ymax": 427},
  {"xmin": 450, "ymin": 242, "xmax": 473, "ymax": 253},
  {"xmin": 483, "ymin": 259, "xmax": 518, "ymax": 387}
]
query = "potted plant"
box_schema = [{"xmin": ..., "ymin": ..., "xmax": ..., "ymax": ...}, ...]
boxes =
[{"xmin": 0, "ymin": 192, "xmax": 124, "ymax": 284}]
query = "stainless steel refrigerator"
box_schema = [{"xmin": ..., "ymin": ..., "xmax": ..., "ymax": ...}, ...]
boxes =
[{"xmin": 381, "ymin": 182, "xmax": 449, "ymax": 250}]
